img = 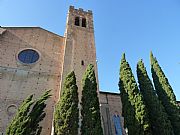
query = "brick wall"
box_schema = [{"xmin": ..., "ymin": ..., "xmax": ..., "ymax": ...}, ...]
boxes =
[
  {"xmin": 99, "ymin": 91, "xmax": 125, "ymax": 135},
  {"xmin": 0, "ymin": 27, "xmax": 64, "ymax": 134}
]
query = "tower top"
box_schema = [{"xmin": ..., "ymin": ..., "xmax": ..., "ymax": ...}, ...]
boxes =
[
  {"xmin": 69, "ymin": 6, "xmax": 93, "ymax": 15},
  {"xmin": 66, "ymin": 6, "xmax": 94, "ymax": 31}
]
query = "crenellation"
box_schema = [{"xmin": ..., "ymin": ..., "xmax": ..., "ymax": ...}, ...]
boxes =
[
  {"xmin": 88, "ymin": 10, "xmax": 93, "ymax": 14},
  {"xmin": 69, "ymin": 6, "xmax": 93, "ymax": 18},
  {"xmin": 69, "ymin": 5, "xmax": 74, "ymax": 10},
  {"xmin": 79, "ymin": 8, "xmax": 83, "ymax": 11}
]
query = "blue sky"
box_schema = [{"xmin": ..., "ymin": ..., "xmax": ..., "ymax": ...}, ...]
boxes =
[{"xmin": 1, "ymin": 0, "xmax": 180, "ymax": 100}]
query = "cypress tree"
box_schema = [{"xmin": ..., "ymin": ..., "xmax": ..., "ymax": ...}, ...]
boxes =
[
  {"xmin": 150, "ymin": 52, "xmax": 180, "ymax": 135},
  {"xmin": 137, "ymin": 59, "xmax": 174, "ymax": 135},
  {"xmin": 119, "ymin": 53, "xmax": 151, "ymax": 135},
  {"xmin": 81, "ymin": 64, "xmax": 103, "ymax": 135},
  {"xmin": 6, "ymin": 90, "xmax": 51, "ymax": 135},
  {"xmin": 25, "ymin": 90, "xmax": 52, "ymax": 135},
  {"xmin": 54, "ymin": 71, "xmax": 79, "ymax": 135},
  {"xmin": 6, "ymin": 95, "xmax": 34, "ymax": 135}
]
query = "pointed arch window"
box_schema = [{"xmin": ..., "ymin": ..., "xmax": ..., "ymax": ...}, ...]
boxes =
[
  {"xmin": 75, "ymin": 17, "xmax": 80, "ymax": 26},
  {"xmin": 82, "ymin": 18, "xmax": 86, "ymax": 27}
]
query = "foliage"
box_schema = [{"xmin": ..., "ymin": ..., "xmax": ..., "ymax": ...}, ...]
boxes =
[
  {"xmin": 81, "ymin": 64, "xmax": 103, "ymax": 135},
  {"xmin": 137, "ymin": 59, "xmax": 174, "ymax": 135},
  {"xmin": 150, "ymin": 52, "xmax": 180, "ymax": 135},
  {"xmin": 6, "ymin": 90, "xmax": 51, "ymax": 135},
  {"xmin": 119, "ymin": 53, "xmax": 152, "ymax": 135},
  {"xmin": 54, "ymin": 71, "xmax": 79, "ymax": 135}
]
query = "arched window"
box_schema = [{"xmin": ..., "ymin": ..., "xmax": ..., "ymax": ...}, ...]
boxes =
[
  {"xmin": 75, "ymin": 17, "xmax": 80, "ymax": 26},
  {"xmin": 82, "ymin": 18, "xmax": 86, "ymax": 27}
]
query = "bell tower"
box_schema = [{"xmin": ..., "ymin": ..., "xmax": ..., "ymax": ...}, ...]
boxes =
[
  {"xmin": 60, "ymin": 6, "xmax": 99, "ymax": 134},
  {"xmin": 61, "ymin": 6, "xmax": 99, "ymax": 98}
]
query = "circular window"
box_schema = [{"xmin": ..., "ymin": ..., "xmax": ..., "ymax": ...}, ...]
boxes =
[
  {"xmin": 18, "ymin": 49, "xmax": 40, "ymax": 64},
  {"xmin": 7, "ymin": 104, "xmax": 17, "ymax": 115}
]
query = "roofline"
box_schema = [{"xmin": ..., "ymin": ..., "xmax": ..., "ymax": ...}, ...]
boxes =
[
  {"xmin": 1, "ymin": 26, "xmax": 65, "ymax": 38},
  {"xmin": 99, "ymin": 91, "xmax": 120, "ymax": 95},
  {"xmin": 99, "ymin": 91, "xmax": 180, "ymax": 102}
]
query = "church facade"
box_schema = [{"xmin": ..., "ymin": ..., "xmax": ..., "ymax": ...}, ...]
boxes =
[{"xmin": 0, "ymin": 6, "xmax": 123, "ymax": 135}]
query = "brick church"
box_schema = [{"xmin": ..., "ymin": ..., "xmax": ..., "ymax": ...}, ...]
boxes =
[{"xmin": 0, "ymin": 6, "xmax": 123, "ymax": 135}]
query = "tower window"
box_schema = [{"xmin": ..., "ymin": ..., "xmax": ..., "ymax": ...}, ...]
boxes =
[
  {"xmin": 82, "ymin": 18, "xmax": 86, "ymax": 27},
  {"xmin": 81, "ymin": 60, "xmax": 84, "ymax": 66},
  {"xmin": 75, "ymin": 17, "xmax": 80, "ymax": 26}
]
